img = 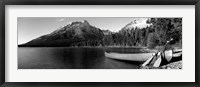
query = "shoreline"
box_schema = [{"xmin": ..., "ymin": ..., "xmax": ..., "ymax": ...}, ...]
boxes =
[{"xmin": 139, "ymin": 60, "xmax": 182, "ymax": 69}]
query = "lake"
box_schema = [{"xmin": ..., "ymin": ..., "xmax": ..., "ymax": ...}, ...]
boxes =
[{"xmin": 18, "ymin": 47, "xmax": 146, "ymax": 69}]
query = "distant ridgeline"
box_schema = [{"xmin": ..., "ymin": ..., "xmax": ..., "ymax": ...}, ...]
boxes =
[{"xmin": 19, "ymin": 18, "xmax": 182, "ymax": 48}]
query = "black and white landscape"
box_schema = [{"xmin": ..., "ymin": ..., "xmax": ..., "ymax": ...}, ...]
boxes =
[{"xmin": 18, "ymin": 17, "xmax": 182, "ymax": 69}]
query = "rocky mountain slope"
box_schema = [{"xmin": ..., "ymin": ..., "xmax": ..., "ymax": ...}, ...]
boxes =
[{"xmin": 20, "ymin": 20, "xmax": 104, "ymax": 47}]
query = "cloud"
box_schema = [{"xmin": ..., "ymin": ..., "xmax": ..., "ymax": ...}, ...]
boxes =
[{"xmin": 57, "ymin": 18, "xmax": 66, "ymax": 22}]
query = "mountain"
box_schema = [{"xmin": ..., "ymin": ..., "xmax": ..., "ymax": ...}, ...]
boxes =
[
  {"xmin": 122, "ymin": 19, "xmax": 151, "ymax": 30},
  {"xmin": 19, "ymin": 18, "xmax": 182, "ymax": 48},
  {"xmin": 20, "ymin": 20, "xmax": 104, "ymax": 47}
]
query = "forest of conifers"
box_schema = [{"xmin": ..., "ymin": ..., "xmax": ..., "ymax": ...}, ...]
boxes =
[{"xmin": 102, "ymin": 18, "xmax": 182, "ymax": 48}]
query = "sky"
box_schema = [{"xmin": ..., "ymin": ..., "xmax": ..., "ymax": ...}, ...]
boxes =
[{"xmin": 18, "ymin": 17, "xmax": 150, "ymax": 44}]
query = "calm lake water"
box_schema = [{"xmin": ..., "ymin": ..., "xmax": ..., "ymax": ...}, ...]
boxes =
[{"xmin": 18, "ymin": 47, "xmax": 144, "ymax": 69}]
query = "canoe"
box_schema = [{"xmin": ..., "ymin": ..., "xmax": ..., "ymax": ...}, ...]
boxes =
[
  {"xmin": 164, "ymin": 50, "xmax": 182, "ymax": 62},
  {"xmin": 142, "ymin": 50, "xmax": 182, "ymax": 67},
  {"xmin": 105, "ymin": 49, "xmax": 182, "ymax": 63},
  {"xmin": 105, "ymin": 52, "xmax": 155, "ymax": 62}
]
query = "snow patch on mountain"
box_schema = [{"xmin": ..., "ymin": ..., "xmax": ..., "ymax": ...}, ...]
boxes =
[{"xmin": 123, "ymin": 18, "xmax": 151, "ymax": 30}]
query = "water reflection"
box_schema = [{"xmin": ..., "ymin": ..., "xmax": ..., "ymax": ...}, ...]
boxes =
[{"xmin": 18, "ymin": 47, "xmax": 139, "ymax": 69}]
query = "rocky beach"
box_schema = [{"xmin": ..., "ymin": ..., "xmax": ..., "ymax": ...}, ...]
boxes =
[{"xmin": 140, "ymin": 60, "xmax": 182, "ymax": 69}]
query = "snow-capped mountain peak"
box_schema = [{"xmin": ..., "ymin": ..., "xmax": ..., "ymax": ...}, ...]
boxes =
[{"xmin": 123, "ymin": 18, "xmax": 151, "ymax": 30}]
